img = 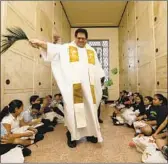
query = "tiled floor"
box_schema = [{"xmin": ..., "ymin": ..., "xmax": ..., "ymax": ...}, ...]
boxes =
[{"xmin": 26, "ymin": 105, "xmax": 141, "ymax": 162}]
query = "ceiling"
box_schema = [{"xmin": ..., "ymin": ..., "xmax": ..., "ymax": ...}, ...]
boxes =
[{"xmin": 61, "ymin": 1, "xmax": 127, "ymax": 27}]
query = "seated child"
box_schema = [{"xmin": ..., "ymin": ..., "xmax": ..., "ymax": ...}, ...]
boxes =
[{"xmin": 140, "ymin": 94, "xmax": 168, "ymax": 136}]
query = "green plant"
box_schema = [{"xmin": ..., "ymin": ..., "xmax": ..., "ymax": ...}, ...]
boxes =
[{"xmin": 105, "ymin": 68, "xmax": 118, "ymax": 86}]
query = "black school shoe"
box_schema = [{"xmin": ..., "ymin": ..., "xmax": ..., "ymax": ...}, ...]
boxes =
[
  {"xmin": 86, "ymin": 136, "xmax": 98, "ymax": 143},
  {"xmin": 51, "ymin": 122, "xmax": 57, "ymax": 127},
  {"xmin": 34, "ymin": 133, "xmax": 44, "ymax": 143},
  {"xmin": 16, "ymin": 145, "xmax": 32, "ymax": 157},
  {"xmin": 45, "ymin": 125, "xmax": 54, "ymax": 132},
  {"xmin": 22, "ymin": 147, "xmax": 32, "ymax": 156},
  {"xmin": 51, "ymin": 117, "xmax": 58, "ymax": 127},
  {"xmin": 112, "ymin": 117, "xmax": 124, "ymax": 126},
  {"xmin": 66, "ymin": 131, "xmax": 77, "ymax": 148},
  {"xmin": 53, "ymin": 117, "xmax": 58, "ymax": 124}
]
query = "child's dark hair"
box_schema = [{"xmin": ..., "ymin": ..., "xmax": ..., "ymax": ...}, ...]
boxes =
[
  {"xmin": 54, "ymin": 94, "xmax": 60, "ymax": 98},
  {"xmin": 121, "ymin": 90, "xmax": 126, "ymax": 95},
  {"xmin": 47, "ymin": 95, "xmax": 52, "ymax": 99},
  {"xmin": 39, "ymin": 98, "xmax": 44, "ymax": 104},
  {"xmin": 0, "ymin": 100, "xmax": 23, "ymax": 122},
  {"xmin": 30, "ymin": 95, "xmax": 39, "ymax": 104},
  {"xmin": 136, "ymin": 94, "xmax": 144, "ymax": 104},
  {"xmin": 123, "ymin": 90, "xmax": 128, "ymax": 95},
  {"xmin": 134, "ymin": 92, "xmax": 140, "ymax": 96},
  {"xmin": 32, "ymin": 103, "xmax": 41, "ymax": 111},
  {"xmin": 154, "ymin": 94, "xmax": 167, "ymax": 106},
  {"xmin": 145, "ymin": 96, "xmax": 153, "ymax": 103}
]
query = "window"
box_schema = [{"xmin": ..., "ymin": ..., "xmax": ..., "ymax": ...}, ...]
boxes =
[{"xmin": 88, "ymin": 40, "xmax": 109, "ymax": 81}]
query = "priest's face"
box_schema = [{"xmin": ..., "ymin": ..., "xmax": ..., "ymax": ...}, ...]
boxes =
[{"xmin": 75, "ymin": 33, "xmax": 87, "ymax": 48}]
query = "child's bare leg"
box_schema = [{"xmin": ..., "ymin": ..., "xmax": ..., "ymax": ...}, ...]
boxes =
[
  {"xmin": 13, "ymin": 138, "xmax": 32, "ymax": 146},
  {"xmin": 156, "ymin": 138, "xmax": 167, "ymax": 150}
]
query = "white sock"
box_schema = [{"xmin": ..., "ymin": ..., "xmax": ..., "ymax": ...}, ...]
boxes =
[
  {"xmin": 135, "ymin": 129, "xmax": 141, "ymax": 134},
  {"xmin": 31, "ymin": 140, "xmax": 34, "ymax": 144}
]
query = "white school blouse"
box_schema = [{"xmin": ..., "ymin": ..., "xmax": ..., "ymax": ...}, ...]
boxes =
[{"xmin": 2, "ymin": 114, "xmax": 22, "ymax": 132}]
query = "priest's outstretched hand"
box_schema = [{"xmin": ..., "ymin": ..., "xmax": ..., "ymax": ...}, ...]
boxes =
[{"xmin": 29, "ymin": 39, "xmax": 47, "ymax": 50}]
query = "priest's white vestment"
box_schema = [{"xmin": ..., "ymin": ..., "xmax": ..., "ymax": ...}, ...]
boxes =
[{"xmin": 41, "ymin": 41, "xmax": 105, "ymax": 142}]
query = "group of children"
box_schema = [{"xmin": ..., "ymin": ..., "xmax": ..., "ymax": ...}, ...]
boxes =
[
  {"xmin": 110, "ymin": 90, "xmax": 168, "ymax": 162},
  {"xmin": 0, "ymin": 89, "xmax": 167, "ymax": 162},
  {"xmin": 0, "ymin": 93, "xmax": 64, "ymax": 162}
]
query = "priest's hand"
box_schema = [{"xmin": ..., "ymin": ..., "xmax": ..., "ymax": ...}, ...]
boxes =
[
  {"xmin": 29, "ymin": 39, "xmax": 47, "ymax": 50},
  {"xmin": 29, "ymin": 39, "xmax": 40, "ymax": 48}
]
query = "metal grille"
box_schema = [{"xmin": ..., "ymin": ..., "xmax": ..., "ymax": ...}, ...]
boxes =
[{"xmin": 88, "ymin": 40, "xmax": 109, "ymax": 81}]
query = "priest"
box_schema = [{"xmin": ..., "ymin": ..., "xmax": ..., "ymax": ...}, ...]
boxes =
[{"xmin": 29, "ymin": 28, "xmax": 105, "ymax": 148}]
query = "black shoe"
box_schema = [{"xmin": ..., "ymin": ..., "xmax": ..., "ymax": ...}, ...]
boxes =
[
  {"xmin": 66, "ymin": 131, "xmax": 77, "ymax": 148},
  {"xmin": 86, "ymin": 136, "xmax": 98, "ymax": 143},
  {"xmin": 112, "ymin": 117, "xmax": 117, "ymax": 123},
  {"xmin": 53, "ymin": 117, "xmax": 58, "ymax": 124},
  {"xmin": 46, "ymin": 126, "xmax": 54, "ymax": 132},
  {"xmin": 67, "ymin": 140, "xmax": 77, "ymax": 148},
  {"xmin": 34, "ymin": 134, "xmax": 44, "ymax": 143},
  {"xmin": 22, "ymin": 147, "xmax": 32, "ymax": 157},
  {"xmin": 98, "ymin": 118, "xmax": 103, "ymax": 123},
  {"xmin": 36, "ymin": 128, "xmax": 46, "ymax": 134},
  {"xmin": 112, "ymin": 117, "xmax": 124, "ymax": 126},
  {"xmin": 51, "ymin": 122, "xmax": 57, "ymax": 127}
]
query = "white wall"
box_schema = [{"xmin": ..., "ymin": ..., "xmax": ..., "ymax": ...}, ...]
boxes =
[
  {"xmin": 1, "ymin": 1, "xmax": 71, "ymax": 108},
  {"xmin": 119, "ymin": 1, "xmax": 167, "ymax": 97},
  {"xmin": 71, "ymin": 28, "xmax": 119, "ymax": 100}
]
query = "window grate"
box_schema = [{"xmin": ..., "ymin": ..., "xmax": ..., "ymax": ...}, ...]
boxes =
[{"xmin": 88, "ymin": 40, "xmax": 109, "ymax": 81}]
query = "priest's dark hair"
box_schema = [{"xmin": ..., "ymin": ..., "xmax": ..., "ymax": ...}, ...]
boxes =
[{"xmin": 75, "ymin": 28, "xmax": 88, "ymax": 39}]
